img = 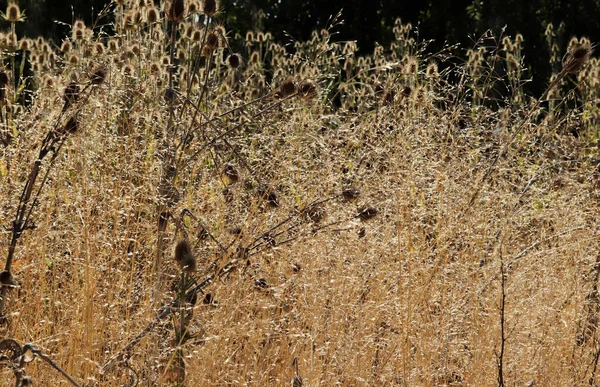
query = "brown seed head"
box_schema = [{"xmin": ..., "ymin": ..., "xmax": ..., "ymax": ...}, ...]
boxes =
[
  {"xmin": 227, "ymin": 53, "xmax": 241, "ymax": 68},
  {"xmin": 90, "ymin": 65, "xmax": 107, "ymax": 85},
  {"xmin": 166, "ymin": 0, "xmax": 186, "ymax": 22},
  {"xmin": 563, "ymin": 42, "xmax": 593, "ymax": 74},
  {"xmin": 6, "ymin": 3, "xmax": 20, "ymax": 23},
  {"xmin": 279, "ymin": 77, "xmax": 297, "ymax": 97},
  {"xmin": 205, "ymin": 31, "xmax": 219, "ymax": 50},
  {"xmin": 174, "ymin": 240, "xmax": 197, "ymax": 272},
  {"xmin": 203, "ymin": 0, "xmax": 217, "ymax": 17},
  {"xmin": 147, "ymin": 7, "xmax": 159, "ymax": 23}
]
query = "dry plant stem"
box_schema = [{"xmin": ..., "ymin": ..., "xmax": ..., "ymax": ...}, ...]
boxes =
[
  {"xmin": 497, "ymin": 247, "xmax": 506, "ymax": 387},
  {"xmin": 101, "ymin": 274, "xmax": 215, "ymax": 375},
  {"xmin": 22, "ymin": 344, "xmax": 83, "ymax": 387},
  {"xmin": 184, "ymin": 92, "xmax": 299, "ymax": 168}
]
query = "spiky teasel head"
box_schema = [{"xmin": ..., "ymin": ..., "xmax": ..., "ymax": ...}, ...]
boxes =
[
  {"xmin": 4, "ymin": 2, "xmax": 22, "ymax": 23},
  {"xmin": 166, "ymin": 0, "xmax": 186, "ymax": 23},
  {"xmin": 205, "ymin": 31, "xmax": 219, "ymax": 51},
  {"xmin": 174, "ymin": 240, "xmax": 197, "ymax": 273},
  {"xmin": 202, "ymin": 0, "xmax": 218, "ymax": 17},
  {"xmin": 279, "ymin": 77, "xmax": 297, "ymax": 97},
  {"xmin": 298, "ymin": 79, "xmax": 317, "ymax": 99},
  {"xmin": 147, "ymin": 7, "xmax": 159, "ymax": 23},
  {"xmin": 89, "ymin": 65, "xmax": 107, "ymax": 85},
  {"xmin": 562, "ymin": 40, "xmax": 593, "ymax": 75},
  {"xmin": 226, "ymin": 53, "xmax": 241, "ymax": 69}
]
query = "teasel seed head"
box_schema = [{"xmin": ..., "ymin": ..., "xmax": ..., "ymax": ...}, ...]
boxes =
[
  {"xmin": 205, "ymin": 31, "xmax": 219, "ymax": 50},
  {"xmin": 226, "ymin": 53, "xmax": 241, "ymax": 68},
  {"xmin": 562, "ymin": 42, "xmax": 593, "ymax": 74},
  {"xmin": 90, "ymin": 65, "xmax": 107, "ymax": 85},
  {"xmin": 174, "ymin": 240, "xmax": 197, "ymax": 273},
  {"xmin": 5, "ymin": 3, "xmax": 21, "ymax": 23},
  {"xmin": 147, "ymin": 7, "xmax": 159, "ymax": 23},
  {"xmin": 279, "ymin": 77, "xmax": 297, "ymax": 97},
  {"xmin": 166, "ymin": 0, "xmax": 186, "ymax": 23},
  {"xmin": 203, "ymin": 0, "xmax": 217, "ymax": 17}
]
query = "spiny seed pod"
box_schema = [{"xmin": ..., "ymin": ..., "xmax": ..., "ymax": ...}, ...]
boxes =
[
  {"xmin": 563, "ymin": 43, "xmax": 592, "ymax": 74},
  {"xmin": 203, "ymin": 0, "xmax": 217, "ymax": 17},
  {"xmin": 174, "ymin": 240, "xmax": 196, "ymax": 272},
  {"xmin": 279, "ymin": 77, "xmax": 297, "ymax": 97},
  {"xmin": 166, "ymin": 0, "xmax": 186, "ymax": 23},
  {"xmin": 89, "ymin": 65, "xmax": 107, "ymax": 85},
  {"xmin": 226, "ymin": 53, "xmax": 241, "ymax": 68},
  {"xmin": 298, "ymin": 79, "xmax": 317, "ymax": 99},
  {"xmin": 205, "ymin": 31, "xmax": 219, "ymax": 50},
  {"xmin": 147, "ymin": 7, "xmax": 159, "ymax": 23},
  {"xmin": 18, "ymin": 39, "xmax": 29, "ymax": 51},
  {"xmin": 357, "ymin": 206, "xmax": 378, "ymax": 221},
  {"xmin": 342, "ymin": 187, "xmax": 360, "ymax": 201},
  {"xmin": 5, "ymin": 3, "xmax": 21, "ymax": 23},
  {"xmin": 63, "ymin": 82, "xmax": 80, "ymax": 111},
  {"xmin": 188, "ymin": 0, "xmax": 199, "ymax": 14}
]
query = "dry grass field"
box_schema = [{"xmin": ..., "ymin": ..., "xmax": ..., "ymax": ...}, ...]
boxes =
[{"xmin": 0, "ymin": 0, "xmax": 599, "ymax": 385}]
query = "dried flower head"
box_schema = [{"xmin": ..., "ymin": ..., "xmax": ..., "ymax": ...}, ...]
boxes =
[
  {"xmin": 279, "ymin": 77, "xmax": 297, "ymax": 97},
  {"xmin": 89, "ymin": 65, "xmax": 107, "ymax": 85},
  {"xmin": 203, "ymin": 0, "xmax": 217, "ymax": 17},
  {"xmin": 174, "ymin": 240, "xmax": 197, "ymax": 272},
  {"xmin": 147, "ymin": 7, "xmax": 159, "ymax": 23},
  {"xmin": 5, "ymin": 3, "xmax": 21, "ymax": 23},
  {"xmin": 562, "ymin": 42, "xmax": 593, "ymax": 74},
  {"xmin": 226, "ymin": 53, "xmax": 241, "ymax": 68},
  {"xmin": 205, "ymin": 31, "xmax": 219, "ymax": 50},
  {"xmin": 166, "ymin": 0, "xmax": 186, "ymax": 22}
]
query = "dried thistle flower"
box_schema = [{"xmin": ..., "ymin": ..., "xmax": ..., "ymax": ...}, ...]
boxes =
[
  {"xmin": 5, "ymin": 3, "xmax": 21, "ymax": 23},
  {"xmin": 147, "ymin": 7, "xmax": 159, "ymax": 23},
  {"xmin": 562, "ymin": 42, "xmax": 593, "ymax": 74},
  {"xmin": 174, "ymin": 240, "xmax": 197, "ymax": 273},
  {"xmin": 205, "ymin": 31, "xmax": 219, "ymax": 50},
  {"xmin": 203, "ymin": 0, "xmax": 217, "ymax": 17},
  {"xmin": 226, "ymin": 53, "xmax": 241, "ymax": 68},
  {"xmin": 279, "ymin": 77, "xmax": 297, "ymax": 97},
  {"xmin": 166, "ymin": 0, "xmax": 186, "ymax": 22},
  {"xmin": 90, "ymin": 65, "xmax": 107, "ymax": 85}
]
